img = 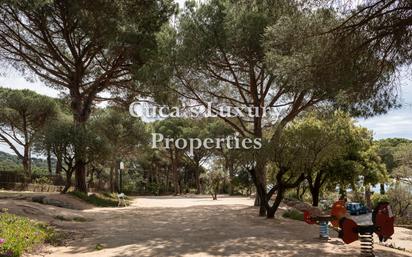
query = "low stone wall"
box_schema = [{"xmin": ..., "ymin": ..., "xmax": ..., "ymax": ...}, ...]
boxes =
[{"xmin": 0, "ymin": 182, "xmax": 64, "ymax": 192}]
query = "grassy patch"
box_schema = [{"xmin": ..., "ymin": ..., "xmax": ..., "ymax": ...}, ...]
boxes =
[
  {"xmin": 0, "ymin": 212, "xmax": 56, "ymax": 257},
  {"xmin": 69, "ymin": 191, "xmax": 120, "ymax": 207},
  {"xmin": 282, "ymin": 209, "xmax": 304, "ymax": 221},
  {"xmin": 53, "ymin": 215, "xmax": 71, "ymax": 221},
  {"xmin": 95, "ymin": 243, "xmax": 104, "ymax": 251},
  {"xmin": 53, "ymin": 215, "xmax": 89, "ymax": 222}
]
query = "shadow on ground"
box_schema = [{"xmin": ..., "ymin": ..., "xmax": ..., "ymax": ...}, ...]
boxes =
[{"xmin": 44, "ymin": 197, "xmax": 410, "ymax": 257}]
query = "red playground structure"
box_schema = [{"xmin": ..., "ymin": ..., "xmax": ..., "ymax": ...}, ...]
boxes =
[{"xmin": 303, "ymin": 201, "xmax": 395, "ymax": 257}]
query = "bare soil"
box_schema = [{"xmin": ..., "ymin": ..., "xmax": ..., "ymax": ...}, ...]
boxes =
[{"xmin": 0, "ymin": 192, "xmax": 410, "ymax": 257}]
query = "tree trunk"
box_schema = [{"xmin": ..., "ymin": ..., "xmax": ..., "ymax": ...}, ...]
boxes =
[
  {"xmin": 170, "ymin": 150, "xmax": 180, "ymax": 195},
  {"xmin": 110, "ymin": 165, "xmax": 114, "ymax": 193},
  {"xmin": 255, "ymin": 178, "xmax": 268, "ymax": 217},
  {"xmin": 254, "ymin": 194, "xmax": 261, "ymax": 206},
  {"xmin": 62, "ymin": 168, "xmax": 73, "ymax": 193},
  {"xmin": 339, "ymin": 185, "xmax": 346, "ymax": 199},
  {"xmin": 114, "ymin": 163, "xmax": 119, "ymax": 193},
  {"xmin": 74, "ymin": 159, "xmax": 87, "ymax": 192},
  {"xmin": 195, "ymin": 167, "xmax": 201, "ymax": 194},
  {"xmin": 47, "ymin": 149, "xmax": 52, "ymax": 174},
  {"xmin": 22, "ymin": 145, "xmax": 32, "ymax": 182},
  {"xmin": 165, "ymin": 166, "xmax": 170, "ymax": 193},
  {"xmin": 365, "ymin": 184, "xmax": 372, "ymax": 210},
  {"xmin": 88, "ymin": 168, "xmax": 94, "ymax": 188},
  {"xmin": 228, "ymin": 162, "xmax": 234, "ymax": 195},
  {"xmin": 251, "ymin": 159, "xmax": 267, "ymax": 216},
  {"xmin": 296, "ymin": 185, "xmax": 301, "ymax": 200},
  {"xmin": 74, "ymin": 157, "xmax": 88, "ymax": 193},
  {"xmin": 311, "ymin": 186, "xmax": 320, "ymax": 207},
  {"xmin": 267, "ymin": 188, "xmax": 284, "ymax": 219},
  {"xmin": 299, "ymin": 185, "xmax": 307, "ymax": 200},
  {"xmin": 71, "ymin": 96, "xmax": 92, "ymax": 193},
  {"xmin": 351, "ymin": 181, "xmax": 360, "ymax": 201},
  {"xmin": 55, "ymin": 151, "xmax": 62, "ymax": 175},
  {"xmin": 308, "ymin": 174, "xmax": 322, "ymax": 207},
  {"xmin": 380, "ymin": 183, "xmax": 385, "ymax": 194}
]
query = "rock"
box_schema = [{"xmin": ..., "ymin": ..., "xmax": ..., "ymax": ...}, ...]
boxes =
[
  {"xmin": 42, "ymin": 198, "xmax": 74, "ymax": 209},
  {"xmin": 32, "ymin": 195, "xmax": 46, "ymax": 203},
  {"xmin": 283, "ymin": 198, "xmax": 322, "ymax": 216},
  {"xmin": 32, "ymin": 195, "xmax": 73, "ymax": 209}
]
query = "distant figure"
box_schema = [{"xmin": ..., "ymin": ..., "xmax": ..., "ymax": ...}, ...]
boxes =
[{"xmin": 117, "ymin": 193, "xmax": 128, "ymax": 207}]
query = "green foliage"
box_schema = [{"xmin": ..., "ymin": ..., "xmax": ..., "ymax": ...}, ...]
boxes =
[
  {"xmin": 41, "ymin": 116, "xmax": 111, "ymax": 176},
  {"xmin": 0, "ymin": 0, "xmax": 176, "ymax": 191},
  {"xmin": 275, "ymin": 111, "xmax": 353, "ymax": 175},
  {"xmin": 0, "ymin": 212, "xmax": 55, "ymax": 257},
  {"xmin": 147, "ymin": 182, "xmax": 160, "ymax": 196},
  {"xmin": 69, "ymin": 191, "xmax": 119, "ymax": 207},
  {"xmin": 53, "ymin": 215, "xmax": 88, "ymax": 222},
  {"xmin": 0, "ymin": 151, "xmax": 52, "ymax": 173},
  {"xmin": 168, "ymin": 0, "xmax": 398, "ymax": 118},
  {"xmin": 142, "ymin": 0, "xmax": 400, "ymax": 217},
  {"xmin": 91, "ymin": 108, "xmax": 148, "ymax": 160},
  {"xmin": 282, "ymin": 209, "xmax": 304, "ymax": 221},
  {"xmin": 231, "ymin": 169, "xmax": 254, "ymax": 195},
  {"xmin": 0, "ymin": 88, "xmax": 59, "ymax": 176},
  {"xmin": 0, "ymin": 152, "xmax": 24, "ymax": 172},
  {"xmin": 376, "ymin": 138, "xmax": 411, "ymax": 175},
  {"xmin": 201, "ymin": 167, "xmax": 227, "ymax": 200},
  {"xmin": 393, "ymin": 143, "xmax": 412, "ymax": 183},
  {"xmin": 371, "ymin": 193, "xmax": 390, "ymax": 208},
  {"xmin": 95, "ymin": 243, "xmax": 104, "ymax": 251},
  {"xmin": 32, "ymin": 177, "xmax": 52, "ymax": 185},
  {"xmin": 0, "ymin": 88, "xmax": 58, "ymax": 132}
]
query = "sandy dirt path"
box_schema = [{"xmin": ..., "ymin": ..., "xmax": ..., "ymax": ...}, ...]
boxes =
[{"xmin": 10, "ymin": 195, "xmax": 408, "ymax": 257}]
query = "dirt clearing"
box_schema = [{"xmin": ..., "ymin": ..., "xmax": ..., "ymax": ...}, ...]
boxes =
[{"xmin": 0, "ymin": 193, "xmax": 410, "ymax": 257}]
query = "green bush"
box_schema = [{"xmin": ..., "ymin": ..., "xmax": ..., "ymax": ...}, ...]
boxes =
[
  {"xmin": 69, "ymin": 191, "xmax": 119, "ymax": 207},
  {"xmin": 371, "ymin": 193, "xmax": 390, "ymax": 208},
  {"xmin": 32, "ymin": 177, "xmax": 53, "ymax": 185},
  {"xmin": 147, "ymin": 182, "xmax": 160, "ymax": 196},
  {"xmin": 282, "ymin": 209, "xmax": 304, "ymax": 221},
  {"xmin": 0, "ymin": 212, "xmax": 54, "ymax": 257}
]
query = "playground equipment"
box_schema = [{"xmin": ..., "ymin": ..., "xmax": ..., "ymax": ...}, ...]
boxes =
[{"xmin": 303, "ymin": 201, "xmax": 395, "ymax": 257}]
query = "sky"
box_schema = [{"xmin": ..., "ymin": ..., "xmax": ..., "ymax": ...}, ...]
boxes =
[{"xmin": 358, "ymin": 72, "xmax": 412, "ymax": 140}]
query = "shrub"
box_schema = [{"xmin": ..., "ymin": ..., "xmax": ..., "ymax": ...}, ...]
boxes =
[
  {"xmin": 387, "ymin": 183, "xmax": 411, "ymax": 218},
  {"xmin": 69, "ymin": 191, "xmax": 119, "ymax": 207},
  {"xmin": 0, "ymin": 212, "xmax": 54, "ymax": 257},
  {"xmin": 147, "ymin": 182, "xmax": 160, "ymax": 196},
  {"xmin": 32, "ymin": 177, "xmax": 53, "ymax": 191},
  {"xmin": 371, "ymin": 193, "xmax": 390, "ymax": 208},
  {"xmin": 282, "ymin": 209, "xmax": 304, "ymax": 221},
  {"xmin": 371, "ymin": 184, "xmax": 411, "ymax": 225},
  {"xmin": 32, "ymin": 177, "xmax": 53, "ymax": 185},
  {"xmin": 201, "ymin": 169, "xmax": 227, "ymax": 200}
]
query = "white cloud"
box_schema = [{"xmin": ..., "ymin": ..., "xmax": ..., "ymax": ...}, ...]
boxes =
[
  {"xmin": 359, "ymin": 113, "xmax": 412, "ymax": 139},
  {"xmin": 358, "ymin": 75, "xmax": 412, "ymax": 139}
]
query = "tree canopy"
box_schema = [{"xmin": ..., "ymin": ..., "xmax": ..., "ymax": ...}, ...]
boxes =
[{"xmin": 0, "ymin": 88, "xmax": 58, "ymax": 177}]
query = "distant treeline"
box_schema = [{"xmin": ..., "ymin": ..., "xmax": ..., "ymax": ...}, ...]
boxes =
[{"xmin": 0, "ymin": 151, "xmax": 54, "ymax": 175}]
